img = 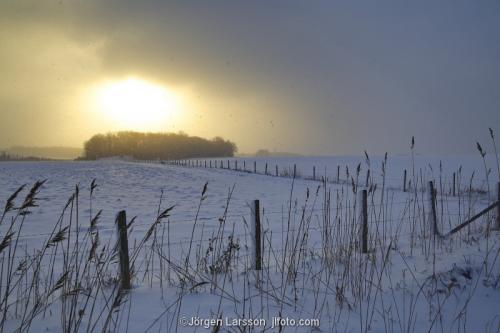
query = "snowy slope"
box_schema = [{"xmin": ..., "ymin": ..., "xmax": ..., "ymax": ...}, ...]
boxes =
[{"xmin": 0, "ymin": 157, "xmax": 498, "ymax": 332}]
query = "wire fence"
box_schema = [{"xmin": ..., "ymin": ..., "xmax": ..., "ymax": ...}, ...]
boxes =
[{"xmin": 150, "ymin": 158, "xmax": 496, "ymax": 195}]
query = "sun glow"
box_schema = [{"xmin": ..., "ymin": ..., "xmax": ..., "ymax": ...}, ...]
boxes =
[{"xmin": 93, "ymin": 78, "xmax": 182, "ymax": 131}]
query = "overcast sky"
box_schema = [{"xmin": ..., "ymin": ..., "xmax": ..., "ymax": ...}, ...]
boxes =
[{"xmin": 1, "ymin": 0, "xmax": 499, "ymax": 155}]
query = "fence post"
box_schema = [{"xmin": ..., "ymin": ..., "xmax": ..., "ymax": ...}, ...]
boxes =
[
  {"xmin": 403, "ymin": 169, "xmax": 407, "ymax": 192},
  {"xmin": 116, "ymin": 211, "xmax": 131, "ymax": 290},
  {"xmin": 453, "ymin": 172, "xmax": 456, "ymax": 196},
  {"xmin": 365, "ymin": 169, "xmax": 370, "ymax": 188},
  {"xmin": 243, "ymin": 161, "xmax": 246, "ymax": 171},
  {"xmin": 235, "ymin": 160, "xmax": 238, "ymax": 171},
  {"xmin": 227, "ymin": 160, "xmax": 230, "ymax": 169},
  {"xmin": 313, "ymin": 166, "xmax": 316, "ymax": 181},
  {"xmin": 429, "ymin": 181, "xmax": 438, "ymax": 236},
  {"xmin": 265, "ymin": 163, "xmax": 268, "ymax": 175},
  {"xmin": 337, "ymin": 165, "xmax": 340, "ymax": 183},
  {"xmin": 205, "ymin": 161, "xmax": 207, "ymax": 168},
  {"xmin": 497, "ymin": 182, "xmax": 500, "ymax": 230},
  {"xmin": 360, "ymin": 189, "xmax": 368, "ymax": 253},
  {"xmin": 276, "ymin": 165, "xmax": 278, "ymax": 177},
  {"xmin": 254, "ymin": 161, "xmax": 257, "ymax": 173},
  {"xmin": 251, "ymin": 200, "xmax": 262, "ymax": 270},
  {"xmin": 220, "ymin": 160, "xmax": 223, "ymax": 169},
  {"xmin": 293, "ymin": 164, "xmax": 297, "ymax": 178}
]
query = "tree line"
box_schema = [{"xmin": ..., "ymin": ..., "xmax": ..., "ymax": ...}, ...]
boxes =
[
  {"xmin": 0, "ymin": 151, "xmax": 53, "ymax": 161},
  {"xmin": 82, "ymin": 131, "xmax": 237, "ymax": 160}
]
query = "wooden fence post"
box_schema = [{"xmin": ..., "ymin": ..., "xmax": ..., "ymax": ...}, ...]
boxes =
[
  {"xmin": 453, "ymin": 172, "xmax": 456, "ymax": 196},
  {"xmin": 403, "ymin": 169, "xmax": 407, "ymax": 192},
  {"xmin": 497, "ymin": 182, "xmax": 500, "ymax": 230},
  {"xmin": 429, "ymin": 181, "xmax": 438, "ymax": 236},
  {"xmin": 116, "ymin": 211, "xmax": 131, "ymax": 290},
  {"xmin": 265, "ymin": 163, "xmax": 268, "ymax": 175},
  {"xmin": 313, "ymin": 166, "xmax": 316, "ymax": 181},
  {"xmin": 337, "ymin": 165, "xmax": 340, "ymax": 183},
  {"xmin": 360, "ymin": 189, "xmax": 368, "ymax": 253},
  {"xmin": 254, "ymin": 161, "xmax": 257, "ymax": 173},
  {"xmin": 276, "ymin": 165, "xmax": 278, "ymax": 177},
  {"xmin": 235, "ymin": 160, "xmax": 238, "ymax": 171},
  {"xmin": 293, "ymin": 164, "xmax": 297, "ymax": 178},
  {"xmin": 243, "ymin": 161, "xmax": 246, "ymax": 171},
  {"xmin": 251, "ymin": 200, "xmax": 262, "ymax": 270},
  {"xmin": 205, "ymin": 161, "xmax": 207, "ymax": 168},
  {"xmin": 227, "ymin": 160, "xmax": 230, "ymax": 169}
]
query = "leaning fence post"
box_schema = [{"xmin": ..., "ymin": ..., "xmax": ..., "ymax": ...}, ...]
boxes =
[
  {"xmin": 403, "ymin": 169, "xmax": 407, "ymax": 192},
  {"xmin": 365, "ymin": 169, "xmax": 370, "ymax": 188},
  {"xmin": 251, "ymin": 200, "xmax": 262, "ymax": 270},
  {"xmin": 359, "ymin": 190, "xmax": 368, "ymax": 253},
  {"xmin": 429, "ymin": 181, "xmax": 438, "ymax": 236},
  {"xmin": 116, "ymin": 211, "xmax": 131, "ymax": 290}
]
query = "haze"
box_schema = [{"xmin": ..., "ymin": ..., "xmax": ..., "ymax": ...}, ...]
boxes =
[{"xmin": 1, "ymin": 0, "xmax": 499, "ymax": 155}]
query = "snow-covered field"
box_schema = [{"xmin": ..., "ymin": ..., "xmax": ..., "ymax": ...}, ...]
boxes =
[{"xmin": 0, "ymin": 155, "xmax": 498, "ymax": 332}]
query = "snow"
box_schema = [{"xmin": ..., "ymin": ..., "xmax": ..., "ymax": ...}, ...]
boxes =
[{"xmin": 0, "ymin": 155, "xmax": 498, "ymax": 332}]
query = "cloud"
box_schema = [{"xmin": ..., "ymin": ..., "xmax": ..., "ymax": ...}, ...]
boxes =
[{"xmin": 1, "ymin": 0, "xmax": 499, "ymax": 153}]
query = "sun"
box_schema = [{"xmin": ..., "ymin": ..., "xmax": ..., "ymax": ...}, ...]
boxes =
[{"xmin": 93, "ymin": 78, "xmax": 181, "ymax": 131}]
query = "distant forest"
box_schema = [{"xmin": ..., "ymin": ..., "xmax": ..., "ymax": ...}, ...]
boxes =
[
  {"xmin": 0, "ymin": 151, "xmax": 55, "ymax": 162},
  {"xmin": 82, "ymin": 131, "xmax": 237, "ymax": 160}
]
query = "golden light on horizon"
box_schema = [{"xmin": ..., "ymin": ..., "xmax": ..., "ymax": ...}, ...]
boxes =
[{"xmin": 91, "ymin": 78, "xmax": 183, "ymax": 132}]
